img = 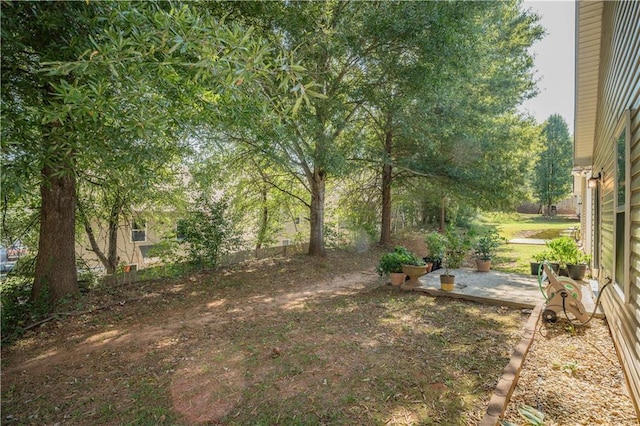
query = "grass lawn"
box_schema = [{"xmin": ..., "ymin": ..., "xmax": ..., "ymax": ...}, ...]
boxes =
[
  {"xmin": 1, "ymin": 248, "xmax": 527, "ymax": 425},
  {"xmin": 474, "ymin": 212, "xmax": 580, "ymax": 274}
]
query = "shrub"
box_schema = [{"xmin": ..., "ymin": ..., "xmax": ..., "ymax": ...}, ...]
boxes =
[
  {"xmin": 180, "ymin": 193, "xmax": 241, "ymax": 269},
  {"xmin": 0, "ymin": 253, "xmax": 50, "ymax": 343}
]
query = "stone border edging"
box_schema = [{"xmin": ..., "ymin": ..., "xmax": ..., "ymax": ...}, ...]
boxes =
[{"xmin": 479, "ymin": 302, "xmax": 544, "ymax": 426}]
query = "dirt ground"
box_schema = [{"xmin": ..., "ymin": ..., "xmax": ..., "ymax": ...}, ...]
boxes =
[
  {"xmin": 2, "ymin": 244, "xmax": 637, "ymax": 425},
  {"xmin": 2, "ymin": 247, "xmax": 527, "ymax": 425}
]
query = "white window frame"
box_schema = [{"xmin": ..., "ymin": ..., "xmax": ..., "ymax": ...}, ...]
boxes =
[
  {"xmin": 612, "ymin": 110, "xmax": 631, "ymax": 302},
  {"xmin": 131, "ymin": 220, "xmax": 147, "ymax": 243}
]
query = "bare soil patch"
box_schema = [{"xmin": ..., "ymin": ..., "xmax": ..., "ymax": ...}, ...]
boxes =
[{"xmin": 2, "ymin": 247, "xmax": 526, "ymax": 425}]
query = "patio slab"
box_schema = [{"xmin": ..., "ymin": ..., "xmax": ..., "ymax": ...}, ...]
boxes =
[
  {"xmin": 404, "ymin": 268, "xmax": 603, "ymax": 318},
  {"xmin": 507, "ymin": 238, "xmax": 546, "ymax": 245}
]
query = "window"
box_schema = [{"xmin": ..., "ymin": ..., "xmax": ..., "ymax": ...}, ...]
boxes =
[
  {"xmin": 613, "ymin": 110, "xmax": 630, "ymax": 299},
  {"xmin": 131, "ymin": 220, "xmax": 146, "ymax": 242},
  {"xmin": 616, "ymin": 130, "xmax": 626, "ymax": 207},
  {"xmin": 592, "ymin": 181, "xmax": 601, "ymax": 269}
]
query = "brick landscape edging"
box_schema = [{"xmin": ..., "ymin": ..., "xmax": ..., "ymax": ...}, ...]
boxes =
[{"xmin": 479, "ymin": 302, "xmax": 544, "ymax": 426}]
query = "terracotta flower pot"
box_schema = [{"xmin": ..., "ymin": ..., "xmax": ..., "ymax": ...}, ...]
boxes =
[
  {"xmin": 402, "ymin": 264, "xmax": 428, "ymax": 287},
  {"xmin": 476, "ymin": 259, "xmax": 491, "ymax": 272},
  {"xmin": 389, "ymin": 272, "xmax": 406, "ymax": 286}
]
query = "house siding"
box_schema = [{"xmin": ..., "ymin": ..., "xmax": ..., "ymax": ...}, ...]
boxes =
[{"xmin": 588, "ymin": 0, "xmax": 640, "ymax": 413}]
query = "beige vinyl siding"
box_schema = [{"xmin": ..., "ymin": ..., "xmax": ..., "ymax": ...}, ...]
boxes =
[{"xmin": 588, "ymin": 1, "xmax": 640, "ymax": 414}]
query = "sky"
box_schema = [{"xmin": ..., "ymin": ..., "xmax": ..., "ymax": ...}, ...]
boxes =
[{"xmin": 519, "ymin": 1, "xmax": 575, "ymax": 130}]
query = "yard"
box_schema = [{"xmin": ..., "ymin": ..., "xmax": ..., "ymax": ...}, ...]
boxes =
[
  {"xmin": 2, "ymin": 248, "xmax": 526, "ymax": 425},
  {"xmin": 2, "ymin": 216, "xmax": 637, "ymax": 425}
]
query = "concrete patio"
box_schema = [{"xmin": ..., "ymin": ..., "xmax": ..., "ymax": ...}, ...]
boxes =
[{"xmin": 403, "ymin": 267, "xmax": 603, "ymax": 318}]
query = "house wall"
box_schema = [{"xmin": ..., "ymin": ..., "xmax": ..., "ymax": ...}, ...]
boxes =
[
  {"xmin": 76, "ymin": 218, "xmax": 173, "ymax": 271},
  {"xmin": 588, "ymin": 0, "xmax": 640, "ymax": 413}
]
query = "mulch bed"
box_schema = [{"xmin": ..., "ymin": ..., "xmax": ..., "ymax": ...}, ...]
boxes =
[{"xmin": 502, "ymin": 316, "xmax": 638, "ymax": 425}]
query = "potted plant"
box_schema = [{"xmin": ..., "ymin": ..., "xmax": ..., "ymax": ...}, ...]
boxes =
[
  {"xmin": 531, "ymin": 250, "xmax": 554, "ymax": 275},
  {"xmin": 440, "ymin": 226, "xmax": 471, "ymax": 291},
  {"xmin": 376, "ymin": 247, "xmax": 408, "ymax": 286},
  {"xmin": 424, "ymin": 231, "xmax": 447, "ymax": 271},
  {"xmin": 397, "ymin": 247, "xmax": 428, "ymax": 288},
  {"xmin": 566, "ymin": 251, "xmax": 591, "ymax": 281},
  {"xmin": 546, "ymin": 236, "xmax": 579, "ymax": 276},
  {"xmin": 473, "ymin": 230, "xmax": 501, "ymax": 272}
]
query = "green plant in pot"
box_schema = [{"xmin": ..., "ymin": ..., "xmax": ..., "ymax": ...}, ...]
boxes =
[
  {"xmin": 530, "ymin": 250, "xmax": 558, "ymax": 276},
  {"xmin": 424, "ymin": 231, "xmax": 447, "ymax": 271},
  {"xmin": 546, "ymin": 236, "xmax": 579, "ymax": 276},
  {"xmin": 376, "ymin": 246, "xmax": 423, "ymax": 286},
  {"xmin": 473, "ymin": 230, "xmax": 501, "ymax": 272},
  {"xmin": 566, "ymin": 251, "xmax": 591, "ymax": 281},
  {"xmin": 440, "ymin": 226, "xmax": 471, "ymax": 290},
  {"xmin": 396, "ymin": 247, "xmax": 427, "ymax": 288}
]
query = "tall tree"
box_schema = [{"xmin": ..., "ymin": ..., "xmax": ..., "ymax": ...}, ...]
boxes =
[
  {"xmin": 357, "ymin": 0, "xmax": 543, "ymax": 240},
  {"xmin": 534, "ymin": 114, "xmax": 573, "ymax": 215},
  {"xmin": 1, "ymin": 2, "xmax": 308, "ymax": 305}
]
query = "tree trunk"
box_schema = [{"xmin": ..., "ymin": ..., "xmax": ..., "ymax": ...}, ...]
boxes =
[
  {"xmin": 255, "ymin": 187, "xmax": 269, "ymax": 250},
  {"xmin": 81, "ymin": 197, "xmax": 122, "ymax": 274},
  {"xmin": 379, "ymin": 122, "xmax": 393, "ymax": 246},
  {"xmin": 106, "ymin": 201, "xmax": 120, "ymax": 273},
  {"xmin": 83, "ymin": 217, "xmax": 110, "ymax": 271},
  {"xmin": 308, "ymin": 168, "xmax": 326, "ymax": 256},
  {"xmin": 439, "ymin": 195, "xmax": 446, "ymax": 232},
  {"xmin": 32, "ymin": 165, "xmax": 78, "ymax": 306}
]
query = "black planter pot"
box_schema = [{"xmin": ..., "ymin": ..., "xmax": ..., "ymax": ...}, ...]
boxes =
[
  {"xmin": 532, "ymin": 262, "xmax": 560, "ymax": 275},
  {"xmin": 423, "ymin": 258, "xmax": 442, "ymax": 272},
  {"xmin": 530, "ymin": 262, "xmax": 541, "ymax": 276},
  {"xmin": 567, "ymin": 264, "xmax": 587, "ymax": 280}
]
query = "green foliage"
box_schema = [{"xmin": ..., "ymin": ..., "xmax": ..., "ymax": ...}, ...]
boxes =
[
  {"xmin": 545, "ymin": 236, "xmax": 579, "ymax": 268},
  {"xmin": 376, "ymin": 246, "xmax": 424, "ymax": 276},
  {"xmin": 534, "ymin": 114, "xmax": 573, "ymax": 211},
  {"xmin": 499, "ymin": 405, "xmax": 546, "ymax": 426},
  {"xmin": 425, "ymin": 232, "xmax": 447, "ymax": 261},
  {"xmin": 179, "ymin": 192, "xmax": 241, "ymax": 269},
  {"xmin": 473, "ymin": 230, "xmax": 502, "ymax": 261},
  {"xmin": 532, "ymin": 250, "xmax": 553, "ymax": 263},
  {"xmin": 0, "ymin": 253, "xmax": 50, "ymax": 343},
  {"xmin": 146, "ymin": 238, "xmax": 183, "ymax": 265},
  {"xmin": 545, "ymin": 236, "xmax": 591, "ymax": 266},
  {"xmin": 441, "ymin": 227, "xmax": 472, "ymax": 275},
  {"xmin": 517, "ymin": 404, "xmax": 545, "ymax": 426}
]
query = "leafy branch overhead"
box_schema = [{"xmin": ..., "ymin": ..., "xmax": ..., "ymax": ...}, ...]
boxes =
[{"xmin": 2, "ymin": 0, "xmax": 546, "ymax": 307}]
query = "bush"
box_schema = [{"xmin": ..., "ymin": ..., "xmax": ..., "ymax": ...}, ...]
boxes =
[
  {"xmin": 0, "ymin": 253, "xmax": 50, "ymax": 343},
  {"xmin": 442, "ymin": 226, "xmax": 472, "ymax": 275},
  {"xmin": 180, "ymin": 193, "xmax": 241, "ymax": 268}
]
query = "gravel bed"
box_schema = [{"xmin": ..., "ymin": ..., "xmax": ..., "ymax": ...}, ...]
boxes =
[{"xmin": 502, "ymin": 316, "xmax": 638, "ymax": 425}]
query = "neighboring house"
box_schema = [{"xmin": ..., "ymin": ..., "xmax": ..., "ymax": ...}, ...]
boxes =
[
  {"xmin": 76, "ymin": 217, "xmax": 172, "ymax": 272},
  {"xmin": 76, "ymin": 213, "xmax": 312, "ymax": 272},
  {"xmin": 573, "ymin": 0, "xmax": 639, "ymax": 414}
]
